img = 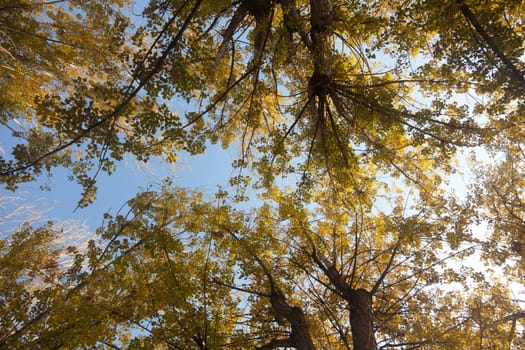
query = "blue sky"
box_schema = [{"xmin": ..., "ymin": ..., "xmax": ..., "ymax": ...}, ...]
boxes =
[{"xmin": 0, "ymin": 142, "xmax": 237, "ymax": 236}]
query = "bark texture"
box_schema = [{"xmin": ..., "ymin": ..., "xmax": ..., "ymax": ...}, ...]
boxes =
[
  {"xmin": 313, "ymin": 253, "xmax": 378, "ymax": 350},
  {"xmin": 349, "ymin": 289, "xmax": 377, "ymax": 350},
  {"xmin": 309, "ymin": 0, "xmax": 335, "ymax": 95},
  {"xmin": 265, "ymin": 289, "xmax": 317, "ymax": 350}
]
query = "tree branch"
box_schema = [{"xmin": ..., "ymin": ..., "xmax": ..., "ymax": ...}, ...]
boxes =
[{"xmin": 457, "ymin": 0, "xmax": 525, "ymax": 86}]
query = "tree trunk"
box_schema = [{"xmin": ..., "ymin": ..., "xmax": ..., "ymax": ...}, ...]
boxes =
[
  {"xmin": 313, "ymin": 255, "xmax": 378, "ymax": 350},
  {"xmin": 269, "ymin": 291, "xmax": 317, "ymax": 350},
  {"xmin": 309, "ymin": 0, "xmax": 335, "ymax": 95},
  {"xmin": 349, "ymin": 288, "xmax": 377, "ymax": 350}
]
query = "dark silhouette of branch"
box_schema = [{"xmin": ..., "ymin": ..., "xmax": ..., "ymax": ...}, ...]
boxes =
[
  {"xmin": 371, "ymin": 239, "xmax": 401, "ymax": 295},
  {"xmin": 457, "ymin": 1, "xmax": 525, "ymax": 86}
]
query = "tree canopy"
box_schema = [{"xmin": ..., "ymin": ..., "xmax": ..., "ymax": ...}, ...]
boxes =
[{"xmin": 0, "ymin": 0, "xmax": 524, "ymax": 349}]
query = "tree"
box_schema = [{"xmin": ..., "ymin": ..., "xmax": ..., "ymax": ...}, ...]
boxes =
[
  {"xmin": 1, "ymin": 0, "xmax": 524, "ymax": 349},
  {"xmin": 1, "ymin": 0, "xmax": 493, "ymax": 201},
  {"xmin": 0, "ymin": 0, "xmax": 134, "ymax": 204},
  {"xmin": 0, "ymin": 222, "xmax": 83, "ymax": 348},
  {"xmin": 4, "ymin": 184, "xmax": 521, "ymax": 349}
]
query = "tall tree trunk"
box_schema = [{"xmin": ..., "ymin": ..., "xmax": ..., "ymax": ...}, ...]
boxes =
[
  {"xmin": 269, "ymin": 290, "xmax": 317, "ymax": 350},
  {"xmin": 309, "ymin": 0, "xmax": 335, "ymax": 95},
  {"xmin": 349, "ymin": 289, "xmax": 377, "ymax": 350},
  {"xmin": 312, "ymin": 254, "xmax": 378, "ymax": 350}
]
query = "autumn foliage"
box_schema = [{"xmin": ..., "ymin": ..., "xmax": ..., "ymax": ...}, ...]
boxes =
[{"xmin": 0, "ymin": 0, "xmax": 524, "ymax": 349}]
